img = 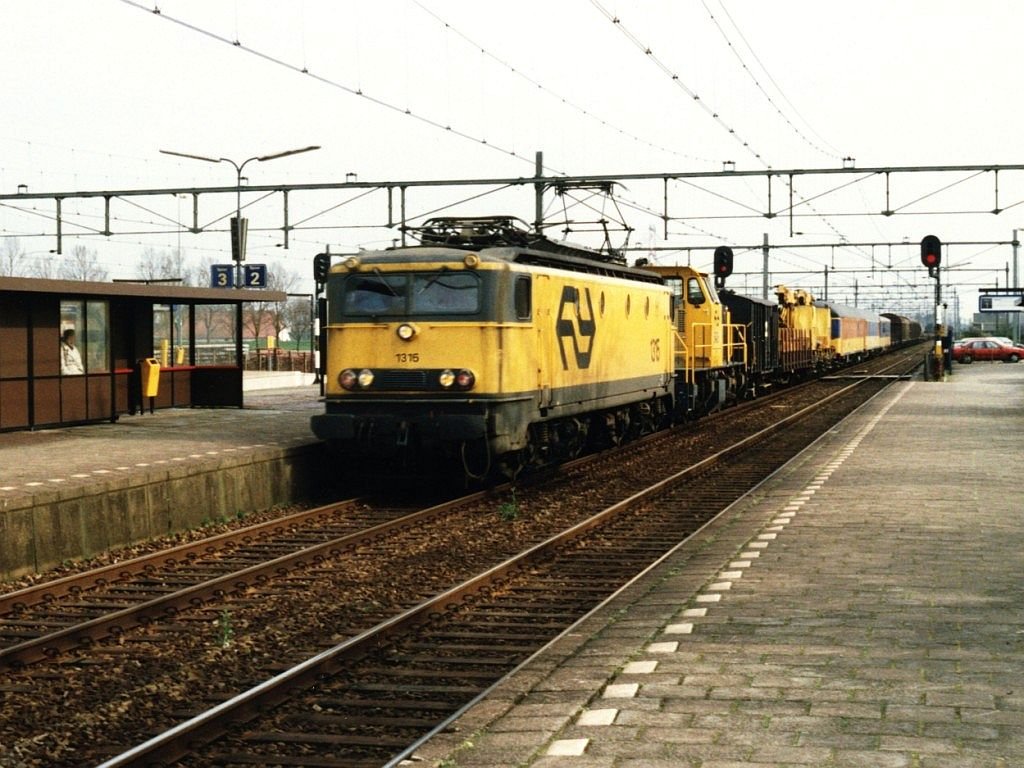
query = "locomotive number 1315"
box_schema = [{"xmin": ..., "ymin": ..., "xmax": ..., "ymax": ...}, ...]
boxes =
[{"xmin": 395, "ymin": 352, "xmax": 420, "ymax": 364}]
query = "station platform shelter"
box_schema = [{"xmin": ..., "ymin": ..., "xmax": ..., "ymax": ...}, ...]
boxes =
[{"xmin": 0, "ymin": 276, "xmax": 284, "ymax": 431}]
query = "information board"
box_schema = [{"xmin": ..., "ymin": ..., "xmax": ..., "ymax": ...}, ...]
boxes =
[{"xmin": 978, "ymin": 293, "xmax": 1024, "ymax": 313}]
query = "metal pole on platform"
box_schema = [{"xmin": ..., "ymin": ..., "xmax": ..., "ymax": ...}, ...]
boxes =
[
  {"xmin": 1014, "ymin": 229, "xmax": 1021, "ymax": 343},
  {"xmin": 762, "ymin": 233, "xmax": 769, "ymax": 299}
]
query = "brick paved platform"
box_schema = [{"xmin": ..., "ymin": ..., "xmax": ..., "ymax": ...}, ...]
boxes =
[{"xmin": 416, "ymin": 362, "xmax": 1024, "ymax": 768}]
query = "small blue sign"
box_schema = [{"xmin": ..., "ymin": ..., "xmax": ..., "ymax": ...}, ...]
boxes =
[
  {"xmin": 244, "ymin": 264, "xmax": 268, "ymax": 288},
  {"xmin": 211, "ymin": 264, "xmax": 234, "ymax": 288}
]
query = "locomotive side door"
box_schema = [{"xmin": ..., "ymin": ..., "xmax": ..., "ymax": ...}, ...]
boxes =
[{"xmin": 535, "ymin": 273, "xmax": 554, "ymax": 411}]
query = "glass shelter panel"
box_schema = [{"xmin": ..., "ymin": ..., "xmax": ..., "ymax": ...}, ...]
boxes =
[
  {"xmin": 85, "ymin": 301, "xmax": 109, "ymax": 372},
  {"xmin": 153, "ymin": 304, "xmax": 172, "ymax": 366},
  {"xmin": 194, "ymin": 304, "xmax": 237, "ymax": 365},
  {"xmin": 172, "ymin": 305, "xmax": 190, "ymax": 365},
  {"xmin": 59, "ymin": 300, "xmax": 108, "ymax": 375},
  {"xmin": 59, "ymin": 300, "xmax": 84, "ymax": 375}
]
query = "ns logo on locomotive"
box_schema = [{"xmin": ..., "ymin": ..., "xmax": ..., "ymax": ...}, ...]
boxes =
[{"xmin": 310, "ymin": 216, "xmax": 921, "ymax": 481}]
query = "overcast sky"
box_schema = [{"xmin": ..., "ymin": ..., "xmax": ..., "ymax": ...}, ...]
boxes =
[{"xmin": 3, "ymin": 0, "xmax": 1024, "ymax": 320}]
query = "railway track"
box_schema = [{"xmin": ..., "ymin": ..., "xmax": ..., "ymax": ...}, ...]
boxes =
[
  {"xmin": 0, "ymin": 347, "xmax": 922, "ymax": 767},
  {"xmin": 0, "ymin": 499, "xmax": 443, "ymax": 668}
]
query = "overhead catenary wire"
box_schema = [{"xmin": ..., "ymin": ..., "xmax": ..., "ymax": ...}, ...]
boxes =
[
  {"xmin": 411, "ymin": 1, "xmax": 715, "ymax": 167},
  {"xmin": 586, "ymin": 1, "xmax": 873, "ymax": 259},
  {"xmin": 119, "ymin": 0, "xmax": 569, "ymax": 176},
  {"xmin": 589, "ymin": 0, "xmax": 771, "ymax": 170},
  {"xmin": 702, "ymin": 0, "xmax": 846, "ymax": 161}
]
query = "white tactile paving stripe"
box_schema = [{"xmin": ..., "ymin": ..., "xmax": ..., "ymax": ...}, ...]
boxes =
[
  {"xmin": 577, "ymin": 709, "xmax": 617, "ymax": 726},
  {"xmin": 623, "ymin": 660, "xmax": 658, "ymax": 674},
  {"xmin": 647, "ymin": 641, "xmax": 678, "ymax": 653},
  {"xmin": 547, "ymin": 738, "xmax": 589, "ymax": 756},
  {"xmin": 603, "ymin": 683, "xmax": 640, "ymax": 698}
]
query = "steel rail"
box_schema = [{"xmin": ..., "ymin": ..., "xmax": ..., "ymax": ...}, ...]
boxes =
[
  {"xmin": 0, "ymin": 492, "xmax": 489, "ymax": 669},
  {"xmin": 0, "ymin": 501, "xmax": 361, "ymax": 615}
]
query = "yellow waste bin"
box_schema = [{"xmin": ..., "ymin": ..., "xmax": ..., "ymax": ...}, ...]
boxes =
[{"xmin": 140, "ymin": 357, "xmax": 161, "ymax": 397}]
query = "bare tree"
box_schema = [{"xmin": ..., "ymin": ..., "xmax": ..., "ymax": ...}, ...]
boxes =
[
  {"xmin": 0, "ymin": 238, "xmax": 28, "ymax": 276},
  {"xmin": 30, "ymin": 250, "xmax": 60, "ymax": 279},
  {"xmin": 58, "ymin": 245, "xmax": 109, "ymax": 282},
  {"xmin": 243, "ymin": 267, "xmax": 299, "ymax": 345},
  {"xmin": 190, "ymin": 255, "xmax": 219, "ymax": 288},
  {"xmin": 135, "ymin": 247, "xmax": 188, "ymax": 283},
  {"xmin": 283, "ymin": 297, "xmax": 314, "ymax": 346}
]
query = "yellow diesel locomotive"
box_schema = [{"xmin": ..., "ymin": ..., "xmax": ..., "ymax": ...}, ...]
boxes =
[{"xmin": 310, "ymin": 218, "xmax": 675, "ymax": 477}]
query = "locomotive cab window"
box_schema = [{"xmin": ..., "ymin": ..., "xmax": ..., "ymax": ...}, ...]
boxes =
[
  {"xmin": 337, "ymin": 270, "xmax": 481, "ymax": 318},
  {"xmin": 687, "ymin": 277, "xmax": 706, "ymax": 306},
  {"xmin": 342, "ymin": 273, "xmax": 406, "ymax": 316},
  {"xmin": 514, "ymin": 275, "xmax": 531, "ymax": 320},
  {"xmin": 412, "ymin": 270, "xmax": 480, "ymax": 314}
]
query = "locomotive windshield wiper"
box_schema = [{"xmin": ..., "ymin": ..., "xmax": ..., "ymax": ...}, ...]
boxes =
[
  {"xmin": 417, "ymin": 265, "xmax": 450, "ymax": 294},
  {"xmin": 370, "ymin": 267, "xmax": 400, "ymax": 296}
]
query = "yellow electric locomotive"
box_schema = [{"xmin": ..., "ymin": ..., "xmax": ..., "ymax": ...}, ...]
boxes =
[{"xmin": 310, "ymin": 217, "xmax": 675, "ymax": 477}]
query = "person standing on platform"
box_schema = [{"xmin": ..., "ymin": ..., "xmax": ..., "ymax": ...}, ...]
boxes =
[{"xmin": 60, "ymin": 328, "xmax": 84, "ymax": 375}]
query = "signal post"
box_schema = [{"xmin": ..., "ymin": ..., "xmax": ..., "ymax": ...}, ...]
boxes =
[{"xmin": 920, "ymin": 235, "xmax": 947, "ymax": 379}]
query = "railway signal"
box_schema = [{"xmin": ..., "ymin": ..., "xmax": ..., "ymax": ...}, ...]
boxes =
[
  {"xmin": 713, "ymin": 245, "xmax": 733, "ymax": 289},
  {"xmin": 313, "ymin": 251, "xmax": 331, "ymax": 284},
  {"xmin": 920, "ymin": 235, "xmax": 941, "ymax": 277}
]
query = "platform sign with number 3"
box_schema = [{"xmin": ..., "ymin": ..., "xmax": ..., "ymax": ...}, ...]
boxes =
[{"xmin": 211, "ymin": 264, "xmax": 234, "ymax": 288}]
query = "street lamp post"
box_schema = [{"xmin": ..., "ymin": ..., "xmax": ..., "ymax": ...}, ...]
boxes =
[{"xmin": 159, "ymin": 145, "xmax": 320, "ymax": 287}]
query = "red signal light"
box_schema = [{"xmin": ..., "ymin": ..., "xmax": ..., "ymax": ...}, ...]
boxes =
[
  {"xmin": 920, "ymin": 235, "xmax": 941, "ymax": 274},
  {"xmin": 713, "ymin": 245, "xmax": 734, "ymax": 278}
]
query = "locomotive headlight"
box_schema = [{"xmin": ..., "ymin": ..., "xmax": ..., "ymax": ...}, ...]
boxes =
[
  {"xmin": 343, "ymin": 256, "xmax": 361, "ymax": 271},
  {"xmin": 339, "ymin": 369, "xmax": 358, "ymax": 390},
  {"xmin": 455, "ymin": 369, "xmax": 476, "ymax": 389},
  {"xmin": 396, "ymin": 323, "xmax": 418, "ymax": 341},
  {"xmin": 357, "ymin": 368, "xmax": 375, "ymax": 388},
  {"xmin": 438, "ymin": 369, "xmax": 456, "ymax": 388}
]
